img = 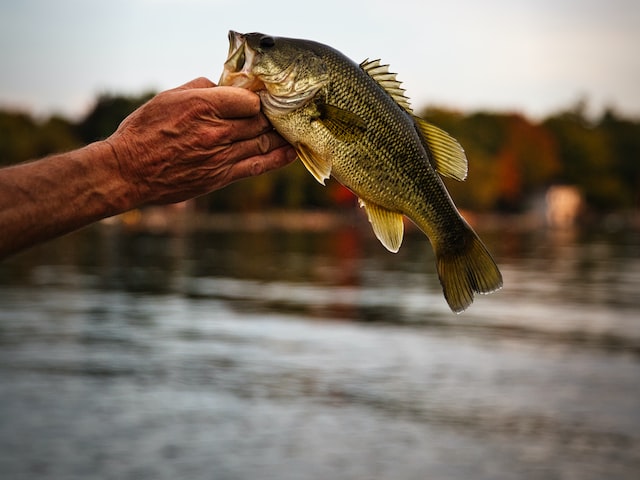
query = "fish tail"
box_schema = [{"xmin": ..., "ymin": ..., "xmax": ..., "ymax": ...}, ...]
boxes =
[{"xmin": 435, "ymin": 228, "xmax": 503, "ymax": 313}]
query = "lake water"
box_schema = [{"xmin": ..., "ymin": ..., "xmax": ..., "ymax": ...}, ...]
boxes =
[{"xmin": 1, "ymin": 217, "xmax": 639, "ymax": 480}]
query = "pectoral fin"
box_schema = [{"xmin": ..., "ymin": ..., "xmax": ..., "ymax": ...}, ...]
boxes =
[
  {"xmin": 318, "ymin": 103, "xmax": 366, "ymax": 142},
  {"xmin": 359, "ymin": 199, "xmax": 404, "ymax": 253},
  {"xmin": 414, "ymin": 117, "xmax": 468, "ymax": 181},
  {"xmin": 296, "ymin": 143, "xmax": 331, "ymax": 185}
]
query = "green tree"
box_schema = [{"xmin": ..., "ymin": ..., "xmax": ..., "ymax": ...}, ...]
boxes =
[
  {"xmin": 77, "ymin": 92, "xmax": 154, "ymax": 143},
  {"xmin": 0, "ymin": 111, "xmax": 41, "ymax": 166},
  {"xmin": 543, "ymin": 108, "xmax": 629, "ymax": 210},
  {"xmin": 598, "ymin": 109, "xmax": 640, "ymax": 209},
  {"xmin": 0, "ymin": 111, "xmax": 81, "ymax": 166}
]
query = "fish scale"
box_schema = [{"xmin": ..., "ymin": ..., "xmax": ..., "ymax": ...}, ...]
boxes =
[
  {"xmin": 219, "ymin": 31, "xmax": 502, "ymax": 312},
  {"xmin": 322, "ymin": 55, "xmax": 422, "ymax": 208}
]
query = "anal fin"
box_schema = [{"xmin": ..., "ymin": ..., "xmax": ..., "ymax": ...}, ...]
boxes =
[{"xmin": 359, "ymin": 199, "xmax": 404, "ymax": 253}]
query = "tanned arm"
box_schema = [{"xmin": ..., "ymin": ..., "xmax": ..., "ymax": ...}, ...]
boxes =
[{"xmin": 0, "ymin": 141, "xmax": 133, "ymax": 257}]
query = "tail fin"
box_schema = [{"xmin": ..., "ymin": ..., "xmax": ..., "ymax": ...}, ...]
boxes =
[{"xmin": 435, "ymin": 230, "xmax": 503, "ymax": 313}]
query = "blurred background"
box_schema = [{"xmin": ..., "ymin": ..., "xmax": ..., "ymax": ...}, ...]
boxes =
[{"xmin": 1, "ymin": 1, "xmax": 639, "ymax": 479}]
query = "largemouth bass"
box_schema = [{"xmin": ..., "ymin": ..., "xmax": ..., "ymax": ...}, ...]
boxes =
[{"xmin": 219, "ymin": 31, "xmax": 502, "ymax": 312}]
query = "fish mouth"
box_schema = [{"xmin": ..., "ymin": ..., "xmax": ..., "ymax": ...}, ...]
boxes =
[{"xmin": 218, "ymin": 31, "xmax": 264, "ymax": 91}]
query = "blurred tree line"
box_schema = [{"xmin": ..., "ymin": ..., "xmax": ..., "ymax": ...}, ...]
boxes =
[{"xmin": 1, "ymin": 92, "xmax": 639, "ymax": 213}]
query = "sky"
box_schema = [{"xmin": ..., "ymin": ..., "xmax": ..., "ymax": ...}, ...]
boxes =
[{"xmin": 1, "ymin": 0, "xmax": 639, "ymax": 120}]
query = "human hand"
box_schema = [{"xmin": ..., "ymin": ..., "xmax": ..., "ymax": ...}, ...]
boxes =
[{"xmin": 106, "ymin": 77, "xmax": 296, "ymax": 205}]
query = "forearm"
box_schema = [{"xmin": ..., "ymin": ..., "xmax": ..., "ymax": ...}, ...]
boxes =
[{"xmin": 0, "ymin": 141, "xmax": 136, "ymax": 258}]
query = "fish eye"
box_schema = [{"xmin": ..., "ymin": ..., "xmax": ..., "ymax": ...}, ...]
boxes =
[{"xmin": 259, "ymin": 35, "xmax": 275, "ymax": 49}]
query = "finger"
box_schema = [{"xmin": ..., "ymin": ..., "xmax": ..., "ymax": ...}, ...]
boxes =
[
  {"xmin": 227, "ymin": 144, "xmax": 298, "ymax": 182},
  {"xmin": 211, "ymin": 114, "xmax": 274, "ymax": 143},
  {"xmin": 199, "ymin": 86, "xmax": 262, "ymax": 118},
  {"xmin": 220, "ymin": 130, "xmax": 291, "ymax": 162}
]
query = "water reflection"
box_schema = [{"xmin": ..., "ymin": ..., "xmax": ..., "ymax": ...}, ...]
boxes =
[{"xmin": 1, "ymin": 222, "xmax": 639, "ymax": 479}]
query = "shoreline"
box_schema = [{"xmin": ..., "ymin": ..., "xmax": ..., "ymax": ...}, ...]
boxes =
[{"xmin": 101, "ymin": 207, "xmax": 640, "ymax": 235}]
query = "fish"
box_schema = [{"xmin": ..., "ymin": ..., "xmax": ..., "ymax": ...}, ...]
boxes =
[{"xmin": 218, "ymin": 31, "xmax": 502, "ymax": 313}]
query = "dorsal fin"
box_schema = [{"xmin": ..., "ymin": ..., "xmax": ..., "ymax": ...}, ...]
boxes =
[{"xmin": 360, "ymin": 59, "xmax": 412, "ymax": 113}]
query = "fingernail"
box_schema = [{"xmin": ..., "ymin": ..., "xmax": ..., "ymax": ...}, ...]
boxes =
[{"xmin": 257, "ymin": 134, "xmax": 271, "ymax": 154}]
